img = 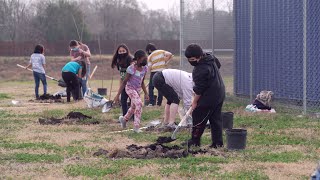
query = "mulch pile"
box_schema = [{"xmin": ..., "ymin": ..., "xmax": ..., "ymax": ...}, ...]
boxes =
[{"xmin": 39, "ymin": 111, "xmax": 99, "ymax": 125}]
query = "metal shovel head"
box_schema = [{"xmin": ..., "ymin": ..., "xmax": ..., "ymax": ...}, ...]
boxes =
[
  {"xmin": 58, "ymin": 79, "xmax": 67, "ymax": 87},
  {"xmin": 147, "ymin": 120, "xmax": 161, "ymax": 128},
  {"xmin": 102, "ymin": 101, "xmax": 113, "ymax": 113}
]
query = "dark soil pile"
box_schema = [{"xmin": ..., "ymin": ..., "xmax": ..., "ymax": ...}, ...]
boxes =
[
  {"xmin": 108, "ymin": 143, "xmax": 188, "ymax": 159},
  {"xmin": 29, "ymin": 94, "xmax": 64, "ymax": 103},
  {"xmin": 39, "ymin": 111, "xmax": 99, "ymax": 125},
  {"xmin": 93, "ymin": 136, "xmax": 226, "ymax": 159}
]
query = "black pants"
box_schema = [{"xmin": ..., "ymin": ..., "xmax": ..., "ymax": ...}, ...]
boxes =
[
  {"xmin": 149, "ymin": 72, "xmax": 163, "ymax": 106},
  {"xmin": 62, "ymin": 72, "xmax": 80, "ymax": 102},
  {"xmin": 192, "ymin": 101, "xmax": 224, "ymax": 146},
  {"xmin": 121, "ymin": 88, "xmax": 129, "ymax": 116},
  {"xmin": 153, "ymin": 72, "xmax": 180, "ymax": 105}
]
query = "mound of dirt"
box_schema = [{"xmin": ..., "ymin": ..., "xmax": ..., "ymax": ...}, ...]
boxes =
[
  {"xmin": 93, "ymin": 135, "xmax": 226, "ymax": 159},
  {"xmin": 29, "ymin": 94, "xmax": 64, "ymax": 103},
  {"xmin": 156, "ymin": 136, "xmax": 176, "ymax": 144},
  {"xmin": 108, "ymin": 143, "xmax": 188, "ymax": 159},
  {"xmin": 39, "ymin": 111, "xmax": 99, "ymax": 125},
  {"xmin": 39, "ymin": 94, "xmax": 61, "ymax": 100}
]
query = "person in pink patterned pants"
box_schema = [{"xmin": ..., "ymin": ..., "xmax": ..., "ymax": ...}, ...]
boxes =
[{"xmin": 114, "ymin": 50, "xmax": 149, "ymax": 133}]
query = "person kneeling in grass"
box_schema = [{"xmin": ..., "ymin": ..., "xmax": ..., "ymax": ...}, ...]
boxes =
[
  {"xmin": 114, "ymin": 50, "xmax": 149, "ymax": 133},
  {"xmin": 153, "ymin": 69, "xmax": 193, "ymax": 130},
  {"xmin": 61, "ymin": 61, "xmax": 86, "ymax": 102}
]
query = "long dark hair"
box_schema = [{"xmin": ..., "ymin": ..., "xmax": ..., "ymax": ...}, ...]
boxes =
[
  {"xmin": 111, "ymin": 44, "xmax": 131, "ymax": 69},
  {"xmin": 34, "ymin": 44, "xmax": 44, "ymax": 54},
  {"xmin": 76, "ymin": 60, "xmax": 87, "ymax": 77}
]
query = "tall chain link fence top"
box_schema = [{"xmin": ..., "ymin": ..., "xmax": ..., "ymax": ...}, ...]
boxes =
[{"xmin": 179, "ymin": 0, "xmax": 234, "ymax": 94}]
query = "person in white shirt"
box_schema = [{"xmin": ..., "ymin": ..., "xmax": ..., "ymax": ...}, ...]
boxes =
[{"xmin": 152, "ymin": 69, "xmax": 193, "ymax": 128}]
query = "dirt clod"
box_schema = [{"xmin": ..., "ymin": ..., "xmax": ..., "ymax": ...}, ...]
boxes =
[
  {"xmin": 156, "ymin": 136, "xmax": 176, "ymax": 144},
  {"xmin": 39, "ymin": 111, "xmax": 99, "ymax": 125},
  {"xmin": 93, "ymin": 148, "xmax": 109, "ymax": 157}
]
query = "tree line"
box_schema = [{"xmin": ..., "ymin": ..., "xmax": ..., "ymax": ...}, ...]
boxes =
[{"xmin": 0, "ymin": 0, "xmax": 233, "ymax": 46}]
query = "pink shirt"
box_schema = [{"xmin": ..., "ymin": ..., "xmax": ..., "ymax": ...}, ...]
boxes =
[{"xmin": 126, "ymin": 64, "xmax": 148, "ymax": 90}]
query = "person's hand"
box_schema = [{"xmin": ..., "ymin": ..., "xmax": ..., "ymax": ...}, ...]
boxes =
[
  {"xmin": 113, "ymin": 95, "xmax": 120, "ymax": 104},
  {"xmin": 145, "ymin": 94, "xmax": 149, "ymax": 101},
  {"xmin": 191, "ymin": 101, "xmax": 197, "ymax": 110},
  {"xmin": 78, "ymin": 49, "xmax": 84, "ymax": 54}
]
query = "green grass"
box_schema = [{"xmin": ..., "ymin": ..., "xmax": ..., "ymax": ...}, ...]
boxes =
[
  {"xmin": 0, "ymin": 141, "xmax": 92, "ymax": 156},
  {"xmin": 141, "ymin": 108, "xmax": 163, "ymax": 121},
  {"xmin": 0, "ymin": 142, "xmax": 62, "ymax": 152},
  {"xmin": 0, "ymin": 93, "xmax": 10, "ymax": 100},
  {"xmin": 218, "ymin": 170, "xmax": 269, "ymax": 180},
  {"xmin": 251, "ymin": 151, "xmax": 304, "ymax": 163},
  {"xmin": 3, "ymin": 153, "xmax": 63, "ymax": 163},
  {"xmin": 65, "ymin": 159, "xmax": 148, "ymax": 177},
  {"xmin": 65, "ymin": 165, "xmax": 118, "ymax": 177}
]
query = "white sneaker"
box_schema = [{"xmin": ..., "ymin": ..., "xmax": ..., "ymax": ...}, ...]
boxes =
[
  {"xmin": 133, "ymin": 127, "xmax": 142, "ymax": 133},
  {"xmin": 119, "ymin": 116, "xmax": 126, "ymax": 128},
  {"xmin": 147, "ymin": 104, "xmax": 154, "ymax": 107}
]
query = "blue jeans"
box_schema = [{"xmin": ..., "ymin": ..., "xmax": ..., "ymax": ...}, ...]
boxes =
[
  {"xmin": 81, "ymin": 64, "xmax": 90, "ymax": 95},
  {"xmin": 149, "ymin": 72, "xmax": 163, "ymax": 106},
  {"xmin": 33, "ymin": 71, "xmax": 47, "ymax": 98}
]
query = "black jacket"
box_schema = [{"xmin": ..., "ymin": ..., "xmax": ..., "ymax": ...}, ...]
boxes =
[{"xmin": 192, "ymin": 53, "xmax": 225, "ymax": 108}]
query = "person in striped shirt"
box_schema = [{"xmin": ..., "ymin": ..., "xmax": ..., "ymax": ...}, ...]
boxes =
[{"xmin": 146, "ymin": 43, "xmax": 173, "ymax": 107}]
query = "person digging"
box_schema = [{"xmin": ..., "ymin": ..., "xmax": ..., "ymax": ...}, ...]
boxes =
[
  {"xmin": 153, "ymin": 69, "xmax": 193, "ymax": 130},
  {"xmin": 184, "ymin": 44, "xmax": 225, "ymax": 148}
]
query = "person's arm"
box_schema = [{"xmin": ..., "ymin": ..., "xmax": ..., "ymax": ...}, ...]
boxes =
[
  {"xmin": 191, "ymin": 94, "xmax": 201, "ymax": 110},
  {"xmin": 114, "ymin": 74, "xmax": 131, "ymax": 103},
  {"xmin": 71, "ymin": 56, "xmax": 82, "ymax": 61},
  {"xmin": 42, "ymin": 55, "xmax": 46, "ymax": 72},
  {"xmin": 79, "ymin": 46, "xmax": 91, "ymax": 57},
  {"xmin": 26, "ymin": 63, "xmax": 32, "ymax": 69},
  {"xmin": 26, "ymin": 57, "xmax": 32, "ymax": 69},
  {"xmin": 192, "ymin": 66, "xmax": 210, "ymax": 109},
  {"xmin": 164, "ymin": 51, "xmax": 173, "ymax": 63}
]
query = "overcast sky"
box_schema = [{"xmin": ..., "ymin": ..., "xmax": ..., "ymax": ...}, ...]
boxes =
[{"xmin": 139, "ymin": 0, "xmax": 232, "ymax": 11}]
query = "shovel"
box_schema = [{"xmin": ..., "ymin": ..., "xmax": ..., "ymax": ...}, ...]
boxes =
[{"xmin": 171, "ymin": 107, "xmax": 193, "ymax": 140}]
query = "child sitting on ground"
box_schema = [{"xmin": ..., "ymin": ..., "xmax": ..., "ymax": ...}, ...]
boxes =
[
  {"xmin": 25, "ymin": 44, "xmax": 47, "ymax": 100},
  {"xmin": 114, "ymin": 50, "xmax": 149, "ymax": 133}
]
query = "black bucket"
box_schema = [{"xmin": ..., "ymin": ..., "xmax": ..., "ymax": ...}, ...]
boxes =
[
  {"xmin": 97, "ymin": 88, "xmax": 107, "ymax": 96},
  {"xmin": 222, "ymin": 112, "xmax": 234, "ymax": 129},
  {"xmin": 226, "ymin": 129, "xmax": 247, "ymax": 150}
]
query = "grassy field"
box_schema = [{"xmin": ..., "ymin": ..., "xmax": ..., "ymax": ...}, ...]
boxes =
[
  {"xmin": 0, "ymin": 76, "xmax": 319, "ymax": 179},
  {"xmin": 0, "ymin": 55, "xmax": 319, "ymax": 179}
]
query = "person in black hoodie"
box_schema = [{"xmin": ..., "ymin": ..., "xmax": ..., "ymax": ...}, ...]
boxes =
[{"xmin": 184, "ymin": 44, "xmax": 225, "ymax": 148}]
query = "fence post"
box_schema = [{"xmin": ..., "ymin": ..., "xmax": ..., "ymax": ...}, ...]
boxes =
[
  {"xmin": 180, "ymin": 0, "xmax": 184, "ymax": 68},
  {"xmin": 302, "ymin": 0, "xmax": 307, "ymax": 114},
  {"xmin": 249, "ymin": 0, "xmax": 254, "ymax": 101},
  {"xmin": 212, "ymin": 0, "xmax": 215, "ymax": 54}
]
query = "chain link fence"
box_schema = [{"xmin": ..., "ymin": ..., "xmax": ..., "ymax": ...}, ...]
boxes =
[
  {"xmin": 179, "ymin": 0, "xmax": 320, "ymax": 114},
  {"xmin": 179, "ymin": 0, "xmax": 234, "ymax": 94},
  {"xmin": 233, "ymin": 0, "xmax": 320, "ymax": 114}
]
